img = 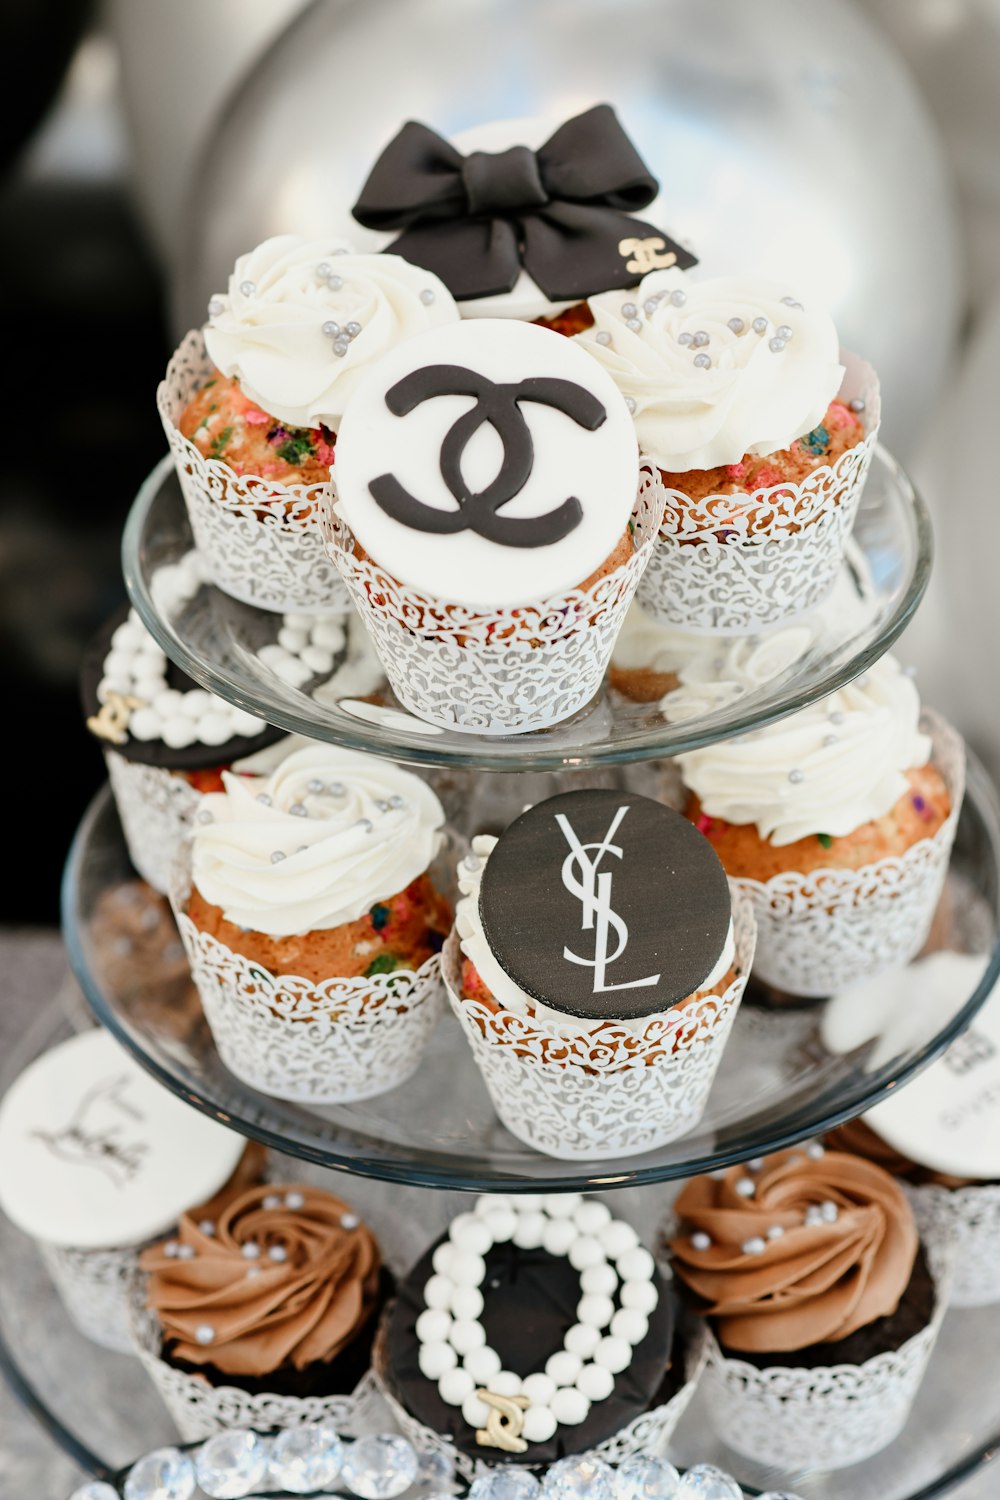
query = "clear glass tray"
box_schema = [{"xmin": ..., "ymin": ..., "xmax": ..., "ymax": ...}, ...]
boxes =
[
  {"xmin": 61, "ymin": 754, "xmax": 1000, "ymax": 1192},
  {"xmin": 122, "ymin": 448, "xmax": 932, "ymax": 770}
]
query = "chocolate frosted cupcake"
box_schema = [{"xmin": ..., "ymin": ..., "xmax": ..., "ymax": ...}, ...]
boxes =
[
  {"xmin": 377, "ymin": 1194, "xmax": 700, "ymax": 1479},
  {"xmin": 135, "ymin": 1183, "xmax": 386, "ymax": 1438},
  {"xmin": 668, "ymin": 1147, "xmax": 950, "ymax": 1469}
]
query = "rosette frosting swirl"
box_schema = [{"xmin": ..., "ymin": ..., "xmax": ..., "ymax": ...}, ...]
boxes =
[
  {"xmin": 670, "ymin": 1148, "xmax": 918, "ymax": 1352},
  {"xmin": 577, "ymin": 268, "xmax": 844, "ymax": 470},
  {"xmin": 676, "ymin": 655, "xmax": 931, "ymax": 846},
  {"xmin": 141, "ymin": 1184, "xmax": 381, "ymax": 1375},
  {"xmin": 204, "ymin": 234, "xmax": 459, "ymax": 429},
  {"xmin": 191, "ymin": 746, "xmax": 445, "ymax": 936}
]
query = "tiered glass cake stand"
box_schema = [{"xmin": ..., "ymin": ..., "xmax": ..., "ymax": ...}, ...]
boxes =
[{"xmin": 3, "ymin": 449, "xmax": 999, "ymax": 1499}]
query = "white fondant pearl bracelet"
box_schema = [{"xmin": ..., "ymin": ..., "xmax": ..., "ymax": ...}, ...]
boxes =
[{"xmin": 417, "ymin": 1194, "xmax": 658, "ymax": 1445}]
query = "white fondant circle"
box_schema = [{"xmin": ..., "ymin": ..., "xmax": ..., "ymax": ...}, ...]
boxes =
[
  {"xmin": 334, "ymin": 318, "xmax": 639, "ymax": 609},
  {"xmin": 0, "ymin": 1030, "xmax": 246, "ymax": 1248}
]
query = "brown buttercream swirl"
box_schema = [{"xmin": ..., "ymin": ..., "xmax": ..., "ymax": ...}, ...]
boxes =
[
  {"xmin": 669, "ymin": 1148, "xmax": 918, "ymax": 1353},
  {"xmin": 140, "ymin": 1184, "xmax": 381, "ymax": 1377}
]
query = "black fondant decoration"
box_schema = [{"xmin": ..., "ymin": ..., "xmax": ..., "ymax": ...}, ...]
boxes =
[
  {"xmin": 386, "ymin": 1233, "xmax": 676, "ymax": 1466},
  {"xmin": 479, "ymin": 789, "xmax": 732, "ymax": 1021},
  {"xmin": 370, "ymin": 364, "xmax": 605, "ymax": 547},
  {"xmin": 79, "ymin": 605, "xmax": 284, "ymax": 772},
  {"xmin": 352, "ymin": 103, "xmax": 697, "ymax": 303}
]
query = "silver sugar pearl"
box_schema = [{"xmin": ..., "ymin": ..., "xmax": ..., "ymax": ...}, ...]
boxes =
[
  {"xmin": 626, "ymin": 317, "xmax": 642, "ymax": 332},
  {"xmin": 270, "ymin": 850, "xmax": 286, "ymax": 864},
  {"xmin": 333, "ymin": 338, "xmax": 350, "ymax": 357},
  {"xmin": 823, "ymin": 734, "xmax": 839, "ymax": 747},
  {"xmin": 741, "ymin": 1236, "xmax": 766, "ymax": 1256},
  {"xmin": 625, "ymin": 396, "xmax": 637, "ymax": 413},
  {"xmin": 388, "ymin": 795, "xmax": 405, "ymax": 808},
  {"xmin": 643, "ymin": 297, "xmax": 661, "ymax": 315},
  {"xmin": 621, "ymin": 301, "xmax": 638, "ymax": 318},
  {"xmin": 328, "ymin": 782, "xmax": 346, "ymax": 796},
  {"xmin": 285, "ymin": 1190, "xmax": 305, "ymax": 1209},
  {"xmin": 263, "ymin": 1194, "xmax": 282, "ymax": 1210},
  {"xmin": 669, "ymin": 288, "xmax": 687, "ymax": 305},
  {"xmin": 595, "ymin": 330, "xmax": 612, "ymax": 346},
  {"xmin": 307, "ymin": 779, "xmax": 325, "ymax": 793},
  {"xmin": 358, "ymin": 818, "xmax": 374, "ymax": 833},
  {"xmin": 781, "ymin": 295, "xmax": 804, "ymax": 308},
  {"xmin": 829, "ymin": 711, "xmax": 846, "ymax": 726},
  {"xmin": 341, "ymin": 1211, "xmax": 361, "ymax": 1230},
  {"xmin": 806, "ymin": 1142, "xmax": 826, "ymax": 1160},
  {"xmin": 241, "ymin": 1242, "xmax": 261, "ymax": 1259},
  {"xmin": 322, "ymin": 320, "xmax": 341, "ymax": 337},
  {"xmin": 316, "ymin": 261, "xmax": 332, "ymax": 278},
  {"xmin": 747, "ymin": 1158, "xmax": 764, "ymax": 1172},
  {"xmin": 420, "ymin": 288, "xmax": 436, "ymax": 304},
  {"xmin": 239, "ymin": 280, "xmax": 256, "ymax": 297},
  {"xmin": 789, "ymin": 768, "xmax": 805, "ymax": 784},
  {"xmin": 328, "ymin": 274, "xmax": 343, "ymax": 291},
  {"xmin": 677, "ymin": 331, "xmax": 693, "ymax": 346},
  {"xmin": 767, "ymin": 1224, "xmax": 786, "ymax": 1240},
  {"xmin": 268, "ymin": 1244, "xmax": 288, "ymax": 1262},
  {"xmin": 289, "ymin": 803, "xmax": 307, "ymax": 817},
  {"xmin": 196, "ymin": 810, "xmax": 214, "ymax": 825},
  {"xmin": 345, "ymin": 321, "xmax": 362, "ymax": 338},
  {"xmin": 163, "ymin": 1240, "xmax": 180, "ymax": 1258},
  {"xmin": 693, "ymin": 352, "xmax": 711, "ymax": 368},
  {"xmin": 176, "ymin": 1243, "xmax": 196, "ymax": 1260},
  {"xmin": 207, "ymin": 296, "xmax": 225, "ymax": 318},
  {"xmin": 198, "ymin": 1220, "xmax": 215, "ymax": 1236},
  {"xmin": 692, "ymin": 330, "xmax": 710, "ymax": 347},
  {"xmin": 690, "ymin": 1231, "xmax": 712, "ymax": 1251},
  {"xmin": 821, "ymin": 1200, "xmax": 839, "ymax": 1223},
  {"xmin": 776, "ymin": 324, "xmax": 793, "ymax": 339},
  {"xmin": 735, "ymin": 1178, "xmax": 756, "ymax": 1198},
  {"xmin": 850, "ymin": 397, "xmax": 866, "ymax": 412},
  {"xmin": 769, "ymin": 336, "xmax": 788, "ymax": 352},
  {"xmin": 256, "ymin": 793, "xmax": 272, "ymax": 806},
  {"xmin": 805, "ymin": 1206, "xmax": 825, "ymax": 1226},
  {"xmin": 195, "ymin": 1324, "xmax": 215, "ymax": 1345},
  {"xmin": 727, "ymin": 316, "xmax": 745, "ymax": 333},
  {"xmin": 752, "ymin": 316, "xmax": 768, "ymax": 333}
]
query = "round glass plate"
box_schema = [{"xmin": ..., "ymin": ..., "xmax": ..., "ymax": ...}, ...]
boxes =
[
  {"xmin": 1, "ymin": 1011, "xmax": 998, "ymax": 1500},
  {"xmin": 62, "ymin": 754, "xmax": 1000, "ymax": 1192},
  {"xmin": 123, "ymin": 448, "xmax": 932, "ymax": 771}
]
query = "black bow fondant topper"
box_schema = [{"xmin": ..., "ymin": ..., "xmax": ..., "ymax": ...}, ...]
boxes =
[{"xmin": 352, "ymin": 103, "xmax": 697, "ymax": 302}]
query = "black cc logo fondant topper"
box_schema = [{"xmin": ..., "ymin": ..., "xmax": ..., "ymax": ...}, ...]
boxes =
[
  {"xmin": 370, "ymin": 364, "xmax": 606, "ymax": 549},
  {"xmin": 333, "ymin": 319, "xmax": 640, "ymax": 610},
  {"xmin": 479, "ymin": 789, "xmax": 733, "ymax": 1022}
]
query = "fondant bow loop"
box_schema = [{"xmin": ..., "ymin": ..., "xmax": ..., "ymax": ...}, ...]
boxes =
[{"xmin": 352, "ymin": 104, "xmax": 696, "ymax": 302}]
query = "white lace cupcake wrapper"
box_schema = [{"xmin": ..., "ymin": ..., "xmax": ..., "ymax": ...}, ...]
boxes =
[
  {"xmin": 636, "ymin": 351, "xmax": 881, "ymax": 635},
  {"xmin": 106, "ymin": 750, "xmax": 202, "ymax": 896},
  {"xmin": 39, "ymin": 1240, "xmax": 141, "ymax": 1355},
  {"xmin": 442, "ymin": 889, "xmax": 756, "ymax": 1161},
  {"xmin": 129, "ymin": 1282, "xmax": 381, "ymax": 1443},
  {"xmin": 698, "ymin": 1219, "xmax": 954, "ymax": 1471},
  {"xmin": 904, "ymin": 1180, "xmax": 1000, "ymax": 1309},
  {"xmin": 158, "ymin": 330, "xmax": 349, "ymax": 615},
  {"xmin": 734, "ymin": 713, "xmax": 964, "ymax": 997},
  {"xmin": 371, "ymin": 1309, "xmax": 707, "ymax": 1482},
  {"xmin": 320, "ymin": 471, "xmax": 661, "ymax": 736},
  {"xmin": 169, "ymin": 866, "xmax": 446, "ymax": 1105}
]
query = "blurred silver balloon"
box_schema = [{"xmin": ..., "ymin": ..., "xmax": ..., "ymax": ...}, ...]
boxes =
[{"xmin": 179, "ymin": 0, "xmax": 962, "ymax": 456}]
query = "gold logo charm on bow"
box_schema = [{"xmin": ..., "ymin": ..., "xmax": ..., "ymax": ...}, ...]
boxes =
[
  {"xmin": 87, "ymin": 692, "xmax": 145, "ymax": 745},
  {"xmin": 475, "ymin": 1389, "xmax": 531, "ymax": 1453},
  {"xmin": 618, "ymin": 236, "xmax": 678, "ymax": 276}
]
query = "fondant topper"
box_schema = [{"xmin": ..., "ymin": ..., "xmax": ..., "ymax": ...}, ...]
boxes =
[{"xmin": 478, "ymin": 789, "xmax": 733, "ymax": 1021}]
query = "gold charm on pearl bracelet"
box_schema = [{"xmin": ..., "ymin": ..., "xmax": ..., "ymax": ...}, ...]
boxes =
[
  {"xmin": 475, "ymin": 1390, "xmax": 531, "ymax": 1453},
  {"xmin": 87, "ymin": 692, "xmax": 145, "ymax": 745}
]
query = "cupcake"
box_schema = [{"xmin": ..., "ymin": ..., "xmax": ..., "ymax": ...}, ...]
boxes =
[
  {"xmin": 577, "ymin": 268, "xmax": 880, "ymax": 633},
  {"xmin": 173, "ymin": 745, "xmax": 451, "ymax": 1103},
  {"xmin": 443, "ymin": 788, "xmax": 755, "ymax": 1159},
  {"xmin": 827, "ymin": 953, "xmax": 1000, "ymax": 1308},
  {"xmin": 82, "ymin": 598, "xmax": 282, "ymax": 894},
  {"xmin": 376, "ymin": 1193, "xmax": 701, "ymax": 1480},
  {"xmin": 667, "ymin": 1146, "xmax": 951, "ymax": 1469},
  {"xmin": 134, "ymin": 1182, "xmax": 387, "ymax": 1440},
  {"xmin": 675, "ymin": 656, "xmax": 964, "ymax": 997},
  {"xmin": 351, "ymin": 105, "xmax": 697, "ymax": 328},
  {"xmin": 159, "ymin": 234, "xmax": 459, "ymax": 612},
  {"xmin": 0, "ymin": 1028, "xmax": 251, "ymax": 1354},
  {"xmin": 327, "ymin": 317, "xmax": 657, "ymax": 734}
]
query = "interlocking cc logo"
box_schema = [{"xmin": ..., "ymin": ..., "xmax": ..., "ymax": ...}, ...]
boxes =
[
  {"xmin": 369, "ymin": 363, "xmax": 607, "ymax": 549},
  {"xmin": 618, "ymin": 235, "xmax": 679, "ymax": 275},
  {"xmin": 475, "ymin": 1389, "xmax": 531, "ymax": 1453}
]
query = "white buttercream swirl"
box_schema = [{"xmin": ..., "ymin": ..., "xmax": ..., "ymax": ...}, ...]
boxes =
[
  {"xmin": 455, "ymin": 835, "xmax": 734, "ymax": 1036},
  {"xmin": 577, "ymin": 268, "xmax": 845, "ymax": 470},
  {"xmin": 191, "ymin": 746, "xmax": 445, "ymax": 936},
  {"xmin": 676, "ymin": 655, "xmax": 931, "ymax": 847},
  {"xmin": 203, "ymin": 234, "xmax": 459, "ymax": 430}
]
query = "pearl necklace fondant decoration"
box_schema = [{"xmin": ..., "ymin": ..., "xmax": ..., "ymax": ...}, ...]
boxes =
[{"xmin": 415, "ymin": 1194, "xmax": 658, "ymax": 1450}]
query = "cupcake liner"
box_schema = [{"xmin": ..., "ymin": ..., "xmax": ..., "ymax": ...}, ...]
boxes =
[
  {"xmin": 321, "ymin": 468, "xmax": 661, "ymax": 735},
  {"xmin": 636, "ymin": 351, "xmax": 881, "ymax": 635},
  {"xmin": 371, "ymin": 1308, "xmax": 707, "ymax": 1482},
  {"xmin": 734, "ymin": 712, "xmax": 964, "ymax": 997},
  {"xmin": 170, "ymin": 866, "xmax": 446, "ymax": 1105},
  {"xmin": 128, "ymin": 1282, "xmax": 382, "ymax": 1442},
  {"xmin": 904, "ymin": 1180, "xmax": 1000, "ymax": 1308},
  {"xmin": 158, "ymin": 330, "xmax": 349, "ymax": 614},
  {"xmin": 39, "ymin": 1240, "xmax": 140, "ymax": 1355},
  {"xmin": 443, "ymin": 888, "xmax": 756, "ymax": 1161},
  {"xmin": 697, "ymin": 1220, "xmax": 953, "ymax": 1471},
  {"xmin": 106, "ymin": 749, "xmax": 201, "ymax": 896}
]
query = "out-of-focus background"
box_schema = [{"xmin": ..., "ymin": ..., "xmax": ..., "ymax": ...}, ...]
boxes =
[{"xmin": 3, "ymin": 0, "xmax": 999, "ymax": 931}]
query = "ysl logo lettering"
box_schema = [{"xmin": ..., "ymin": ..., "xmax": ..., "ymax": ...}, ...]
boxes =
[
  {"xmin": 32, "ymin": 1075, "xmax": 148, "ymax": 1188},
  {"xmin": 618, "ymin": 235, "xmax": 679, "ymax": 275},
  {"xmin": 475, "ymin": 1389, "xmax": 530, "ymax": 1453},
  {"xmin": 555, "ymin": 805, "xmax": 661, "ymax": 994},
  {"xmin": 87, "ymin": 691, "xmax": 144, "ymax": 745},
  {"xmin": 369, "ymin": 363, "xmax": 607, "ymax": 549}
]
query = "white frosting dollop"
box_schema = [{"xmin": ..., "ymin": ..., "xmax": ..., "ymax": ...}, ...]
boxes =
[
  {"xmin": 577, "ymin": 268, "xmax": 844, "ymax": 470},
  {"xmin": 191, "ymin": 746, "xmax": 445, "ymax": 936},
  {"xmin": 455, "ymin": 835, "xmax": 734, "ymax": 1035},
  {"xmin": 676, "ymin": 655, "xmax": 931, "ymax": 846},
  {"xmin": 204, "ymin": 234, "xmax": 460, "ymax": 430}
]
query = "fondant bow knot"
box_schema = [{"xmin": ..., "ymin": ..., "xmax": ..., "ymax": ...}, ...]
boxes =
[{"xmin": 352, "ymin": 103, "xmax": 696, "ymax": 302}]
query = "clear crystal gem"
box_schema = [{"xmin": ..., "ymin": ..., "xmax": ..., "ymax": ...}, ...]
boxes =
[
  {"xmin": 470, "ymin": 1471, "xmax": 542, "ymax": 1500},
  {"xmin": 543, "ymin": 1456, "xmax": 617, "ymax": 1500},
  {"xmin": 195, "ymin": 1430, "xmax": 270, "ymax": 1497},
  {"xmin": 341, "ymin": 1434, "xmax": 419, "ymax": 1498},
  {"xmin": 270, "ymin": 1424, "xmax": 343, "ymax": 1493},
  {"xmin": 416, "ymin": 1448, "xmax": 456, "ymax": 1491},
  {"xmin": 71, "ymin": 1485, "xmax": 119, "ymax": 1500},
  {"xmin": 676, "ymin": 1464, "xmax": 743, "ymax": 1500},
  {"xmin": 615, "ymin": 1457, "xmax": 681, "ymax": 1500},
  {"xmin": 757, "ymin": 1494, "xmax": 805, "ymax": 1500},
  {"xmin": 123, "ymin": 1447, "xmax": 196, "ymax": 1500}
]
